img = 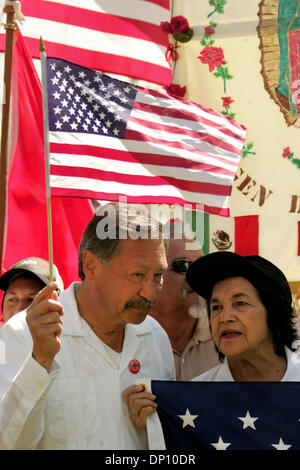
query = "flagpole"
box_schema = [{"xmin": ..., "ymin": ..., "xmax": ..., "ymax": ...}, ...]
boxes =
[
  {"xmin": 0, "ymin": 0, "xmax": 18, "ymax": 273},
  {"xmin": 39, "ymin": 37, "xmax": 54, "ymax": 284}
]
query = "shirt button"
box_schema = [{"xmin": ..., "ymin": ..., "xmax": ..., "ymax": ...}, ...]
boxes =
[{"xmin": 181, "ymin": 358, "xmax": 185, "ymax": 364}]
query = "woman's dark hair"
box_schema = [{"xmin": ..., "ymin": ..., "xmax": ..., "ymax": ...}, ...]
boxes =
[{"xmin": 207, "ymin": 278, "xmax": 298, "ymax": 362}]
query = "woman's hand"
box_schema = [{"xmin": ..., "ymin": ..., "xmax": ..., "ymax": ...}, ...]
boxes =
[{"xmin": 123, "ymin": 384, "xmax": 158, "ymax": 429}]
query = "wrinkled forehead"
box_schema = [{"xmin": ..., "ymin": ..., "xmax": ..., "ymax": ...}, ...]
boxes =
[{"xmin": 116, "ymin": 238, "xmax": 168, "ymax": 268}]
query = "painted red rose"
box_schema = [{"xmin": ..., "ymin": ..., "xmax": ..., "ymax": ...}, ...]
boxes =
[
  {"xmin": 170, "ymin": 16, "xmax": 190, "ymax": 34},
  {"xmin": 160, "ymin": 16, "xmax": 190, "ymax": 34},
  {"xmin": 282, "ymin": 147, "xmax": 291, "ymax": 158},
  {"xmin": 164, "ymin": 84, "xmax": 186, "ymax": 98},
  {"xmin": 160, "ymin": 21, "xmax": 174, "ymax": 34},
  {"xmin": 204, "ymin": 26, "xmax": 215, "ymax": 35},
  {"xmin": 198, "ymin": 45, "xmax": 225, "ymax": 72},
  {"xmin": 222, "ymin": 96, "xmax": 234, "ymax": 107}
]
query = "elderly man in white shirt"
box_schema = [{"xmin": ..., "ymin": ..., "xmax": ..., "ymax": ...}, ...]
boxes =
[{"xmin": 0, "ymin": 203, "xmax": 175, "ymax": 450}]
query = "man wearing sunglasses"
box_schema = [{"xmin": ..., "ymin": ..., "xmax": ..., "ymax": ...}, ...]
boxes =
[{"xmin": 150, "ymin": 220, "xmax": 220, "ymax": 380}]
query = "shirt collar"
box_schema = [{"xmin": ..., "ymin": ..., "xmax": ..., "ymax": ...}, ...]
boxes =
[
  {"xmin": 193, "ymin": 314, "xmax": 213, "ymax": 342},
  {"xmin": 282, "ymin": 346, "xmax": 298, "ymax": 380},
  {"xmin": 58, "ymin": 282, "xmax": 83, "ymax": 336},
  {"xmin": 221, "ymin": 346, "xmax": 294, "ymax": 382},
  {"xmin": 59, "ymin": 282, "xmax": 154, "ymax": 337}
]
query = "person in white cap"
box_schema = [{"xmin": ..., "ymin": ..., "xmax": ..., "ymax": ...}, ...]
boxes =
[{"xmin": 0, "ymin": 257, "xmax": 64, "ymax": 323}]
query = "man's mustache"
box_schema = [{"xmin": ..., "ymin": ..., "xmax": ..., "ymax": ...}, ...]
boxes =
[
  {"xmin": 181, "ymin": 287, "xmax": 193, "ymax": 300},
  {"xmin": 125, "ymin": 298, "xmax": 155, "ymax": 310}
]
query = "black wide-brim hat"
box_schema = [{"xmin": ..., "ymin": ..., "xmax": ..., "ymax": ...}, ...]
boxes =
[{"xmin": 186, "ymin": 251, "xmax": 292, "ymax": 307}]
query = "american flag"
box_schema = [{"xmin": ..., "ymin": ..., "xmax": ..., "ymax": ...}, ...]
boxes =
[
  {"xmin": 0, "ymin": 0, "xmax": 171, "ymax": 86},
  {"xmin": 46, "ymin": 57, "xmax": 247, "ymax": 216},
  {"xmin": 150, "ymin": 381, "xmax": 300, "ymax": 450}
]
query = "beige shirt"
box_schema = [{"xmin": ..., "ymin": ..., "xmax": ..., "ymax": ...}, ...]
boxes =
[{"xmin": 173, "ymin": 315, "xmax": 220, "ymax": 381}]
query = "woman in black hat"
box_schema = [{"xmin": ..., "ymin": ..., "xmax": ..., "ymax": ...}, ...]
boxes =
[
  {"xmin": 185, "ymin": 251, "xmax": 299, "ymax": 382},
  {"xmin": 124, "ymin": 252, "xmax": 300, "ymax": 430}
]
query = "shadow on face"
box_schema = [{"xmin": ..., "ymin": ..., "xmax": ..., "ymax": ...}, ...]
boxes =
[{"xmin": 2, "ymin": 276, "xmax": 45, "ymax": 322}]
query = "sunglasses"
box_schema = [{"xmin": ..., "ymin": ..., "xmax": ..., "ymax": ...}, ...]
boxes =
[{"xmin": 171, "ymin": 258, "xmax": 193, "ymax": 274}]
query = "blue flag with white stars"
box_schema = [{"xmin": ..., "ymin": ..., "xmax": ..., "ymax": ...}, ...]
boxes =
[
  {"xmin": 151, "ymin": 381, "xmax": 300, "ymax": 450},
  {"xmin": 47, "ymin": 57, "xmax": 137, "ymax": 139}
]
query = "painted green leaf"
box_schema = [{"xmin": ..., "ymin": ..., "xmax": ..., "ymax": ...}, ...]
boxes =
[
  {"xmin": 173, "ymin": 29, "xmax": 194, "ymax": 43},
  {"xmin": 223, "ymin": 67, "xmax": 233, "ymax": 80},
  {"xmin": 292, "ymin": 158, "xmax": 300, "ymax": 170},
  {"xmin": 221, "ymin": 110, "xmax": 236, "ymax": 119},
  {"xmin": 213, "ymin": 66, "xmax": 223, "ymax": 77},
  {"xmin": 209, "ymin": 0, "xmax": 227, "ymax": 8},
  {"xmin": 242, "ymin": 142, "xmax": 256, "ymax": 158}
]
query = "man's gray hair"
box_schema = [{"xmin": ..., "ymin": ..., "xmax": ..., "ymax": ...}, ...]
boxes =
[{"xmin": 78, "ymin": 202, "xmax": 164, "ymax": 280}]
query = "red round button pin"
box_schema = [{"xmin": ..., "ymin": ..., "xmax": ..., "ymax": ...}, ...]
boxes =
[{"xmin": 129, "ymin": 359, "xmax": 140, "ymax": 374}]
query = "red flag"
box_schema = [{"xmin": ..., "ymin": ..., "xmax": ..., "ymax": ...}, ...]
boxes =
[
  {"xmin": 46, "ymin": 58, "xmax": 247, "ymax": 217},
  {"xmin": 1, "ymin": 31, "xmax": 94, "ymax": 311},
  {"xmin": 234, "ymin": 215, "xmax": 259, "ymax": 256},
  {"xmin": 0, "ymin": 0, "xmax": 171, "ymax": 86}
]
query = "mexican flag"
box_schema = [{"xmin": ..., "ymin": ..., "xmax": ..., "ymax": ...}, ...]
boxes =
[{"xmin": 202, "ymin": 214, "xmax": 259, "ymax": 256}]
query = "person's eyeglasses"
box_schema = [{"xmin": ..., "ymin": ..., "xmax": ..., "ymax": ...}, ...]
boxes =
[{"xmin": 171, "ymin": 259, "xmax": 192, "ymax": 274}]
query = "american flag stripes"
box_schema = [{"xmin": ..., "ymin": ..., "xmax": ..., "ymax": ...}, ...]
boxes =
[
  {"xmin": 150, "ymin": 380, "xmax": 300, "ymax": 450},
  {"xmin": 46, "ymin": 57, "xmax": 247, "ymax": 216},
  {"xmin": 1, "ymin": 30, "xmax": 94, "ymax": 290},
  {"xmin": 0, "ymin": 0, "xmax": 171, "ymax": 86}
]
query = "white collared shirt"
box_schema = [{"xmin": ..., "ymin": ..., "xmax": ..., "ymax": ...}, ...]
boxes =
[
  {"xmin": 192, "ymin": 347, "xmax": 300, "ymax": 381},
  {"xmin": 0, "ymin": 283, "xmax": 175, "ymax": 450}
]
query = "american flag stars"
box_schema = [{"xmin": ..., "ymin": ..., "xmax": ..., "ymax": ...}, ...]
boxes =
[
  {"xmin": 47, "ymin": 58, "xmax": 138, "ymax": 139},
  {"xmin": 177, "ymin": 408, "xmax": 292, "ymax": 450},
  {"xmin": 178, "ymin": 409, "xmax": 198, "ymax": 429}
]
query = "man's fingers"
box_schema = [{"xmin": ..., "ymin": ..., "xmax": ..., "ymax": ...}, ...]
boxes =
[
  {"xmin": 51, "ymin": 289, "xmax": 59, "ymax": 301},
  {"xmin": 131, "ymin": 404, "xmax": 157, "ymax": 430},
  {"xmin": 122, "ymin": 385, "xmax": 158, "ymax": 430},
  {"xmin": 33, "ymin": 311, "xmax": 62, "ymax": 325},
  {"xmin": 139, "ymin": 405, "xmax": 157, "ymax": 421},
  {"xmin": 122, "ymin": 384, "xmax": 145, "ymax": 404},
  {"xmin": 33, "ymin": 322, "xmax": 63, "ymax": 337},
  {"xmin": 28, "ymin": 282, "xmax": 59, "ymax": 309},
  {"xmin": 27, "ymin": 297, "xmax": 64, "ymax": 319},
  {"xmin": 129, "ymin": 391, "xmax": 156, "ymax": 406},
  {"xmin": 132, "ymin": 397, "xmax": 157, "ymax": 414}
]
